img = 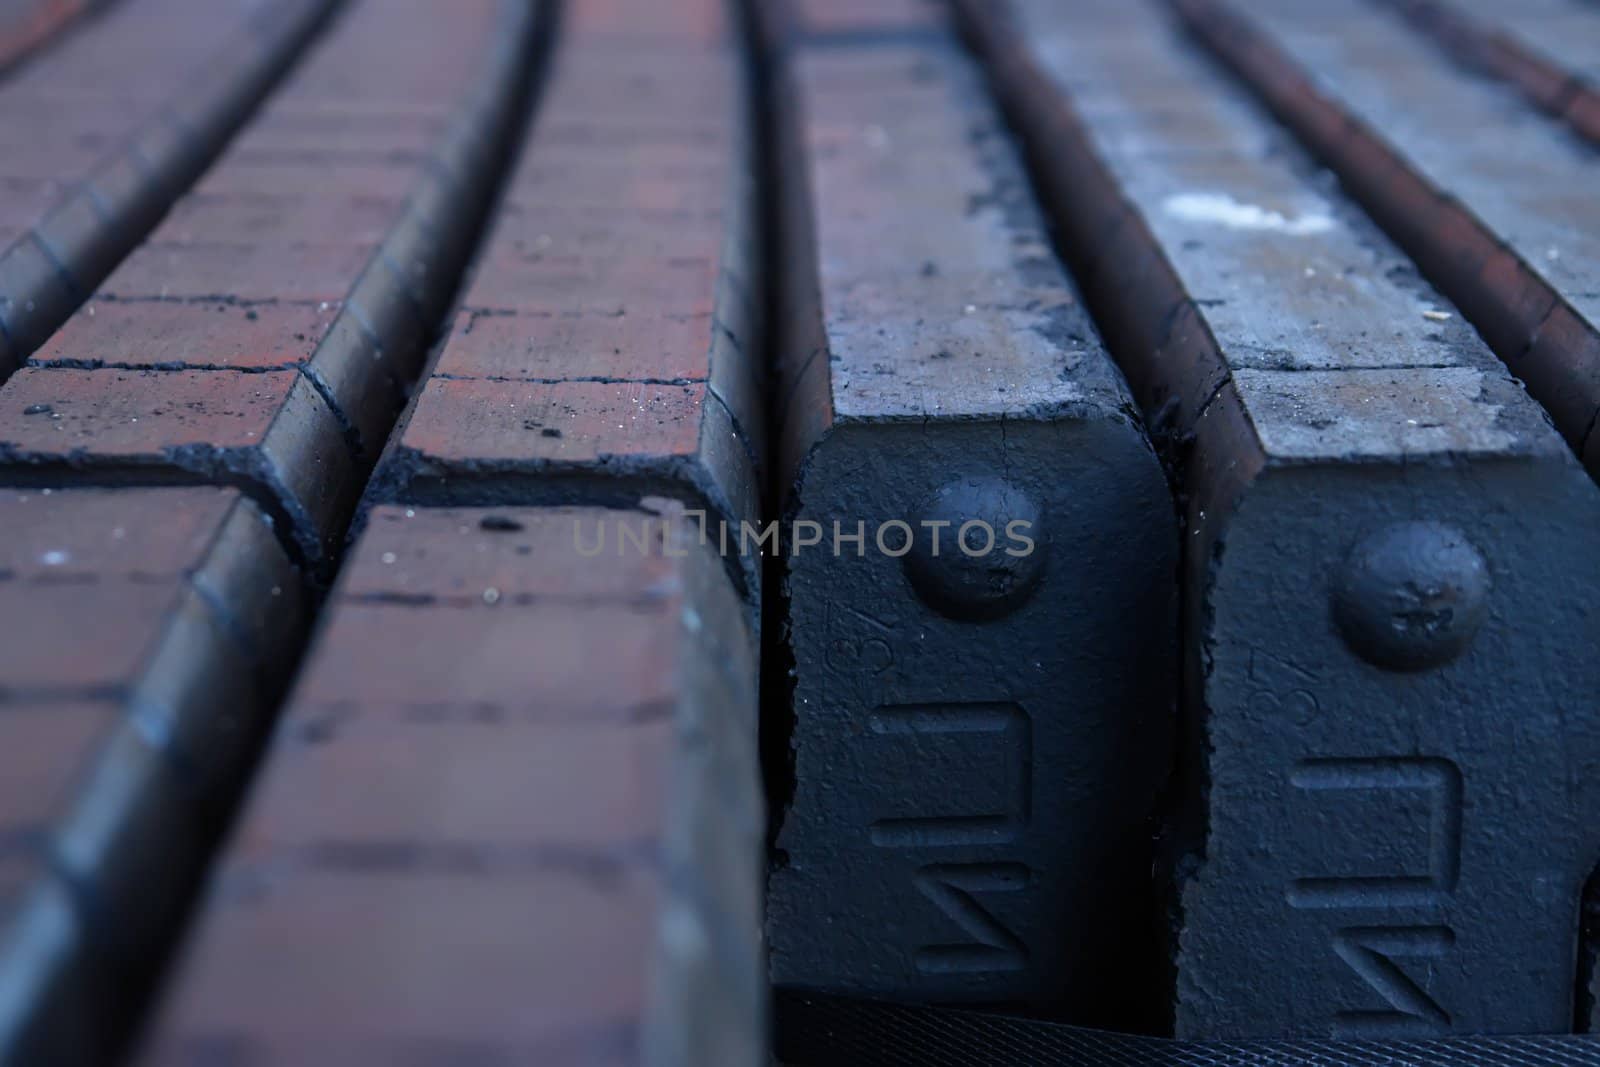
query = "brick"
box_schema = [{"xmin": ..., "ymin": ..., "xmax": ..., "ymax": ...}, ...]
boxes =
[
  {"xmin": 400, "ymin": 379, "xmax": 706, "ymax": 468},
  {"xmin": 569, "ymin": 0, "xmax": 729, "ymax": 42},
  {"xmin": 340, "ymin": 505, "xmax": 684, "ymax": 601},
  {"xmin": 765, "ymin": 10, "xmax": 1174, "ymax": 1024},
  {"xmin": 0, "ymin": 485, "xmax": 232, "ymax": 576},
  {"xmin": 464, "ymin": 252, "xmax": 721, "ymax": 315},
  {"xmin": 0, "ymin": 0, "xmax": 547, "ymax": 564},
  {"xmin": 188, "ymin": 159, "xmax": 420, "ymax": 202},
  {"xmin": 1378, "ymin": 0, "xmax": 1600, "ymax": 145},
  {"xmin": 794, "ymin": 0, "xmax": 943, "ymax": 34},
  {"xmin": 1183, "ymin": 0, "xmax": 1600, "ymax": 480},
  {"xmin": 143, "ymin": 505, "xmax": 765, "ymax": 1067},
  {"xmin": 0, "ymin": 0, "xmax": 339, "ymax": 379},
  {"xmin": 968, "ymin": 0, "xmax": 1600, "ymax": 1038},
  {"xmin": 0, "ymin": 367, "xmax": 303, "ymax": 454},
  {"xmin": 0, "ymin": 366, "xmax": 354, "ymax": 565},
  {"xmin": 0, "ymin": 701, "xmax": 123, "ymax": 833},
  {"xmin": 98, "ymin": 241, "xmax": 377, "ymax": 305},
  {"xmin": 433, "ymin": 307, "xmax": 716, "ymax": 382},
  {"xmin": 155, "ymin": 191, "xmax": 410, "ymax": 247},
  {"xmin": 0, "ymin": 487, "xmax": 306, "ymax": 1062},
  {"xmin": 31, "ymin": 299, "xmax": 338, "ymax": 370},
  {"xmin": 383, "ymin": 7, "xmax": 763, "ymax": 551},
  {"xmin": 0, "ymin": 1, "xmax": 92, "ymax": 76}
]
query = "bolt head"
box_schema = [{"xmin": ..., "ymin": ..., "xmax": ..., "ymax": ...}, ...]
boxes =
[
  {"xmin": 903, "ymin": 476, "xmax": 1045, "ymax": 622},
  {"xmin": 1333, "ymin": 521, "xmax": 1490, "ymax": 672}
]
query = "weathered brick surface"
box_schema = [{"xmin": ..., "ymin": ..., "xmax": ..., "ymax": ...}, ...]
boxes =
[
  {"xmin": 142, "ymin": 505, "xmax": 766, "ymax": 1067},
  {"xmin": 0, "ymin": 487, "xmax": 307, "ymax": 1063},
  {"xmin": 961, "ymin": 0, "xmax": 1600, "ymax": 1038},
  {"xmin": 0, "ymin": 0, "xmax": 546, "ymax": 567},
  {"xmin": 1378, "ymin": 0, "xmax": 1600, "ymax": 148},
  {"xmin": 384, "ymin": 0, "xmax": 765, "ymax": 550},
  {"xmin": 0, "ymin": 0, "xmax": 338, "ymax": 381},
  {"xmin": 1172, "ymin": 0, "xmax": 1600, "ymax": 474},
  {"xmin": 762, "ymin": 0, "xmax": 1174, "ymax": 1026}
]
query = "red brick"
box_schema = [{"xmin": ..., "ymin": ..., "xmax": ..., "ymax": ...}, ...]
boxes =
[
  {"xmin": 0, "ymin": 583, "xmax": 183, "ymax": 694},
  {"xmin": 0, "ymin": 486, "xmax": 235, "ymax": 577},
  {"xmin": 292, "ymin": 599, "xmax": 682, "ymax": 713},
  {"xmin": 147, "ymin": 871, "xmax": 658, "ymax": 1066},
  {"xmin": 189, "ymin": 161, "xmax": 418, "ymax": 202},
  {"xmin": 0, "ymin": 367, "xmax": 300, "ymax": 454},
  {"xmin": 465, "ymin": 253, "xmax": 719, "ymax": 317},
  {"xmin": 399, "ymin": 378, "xmax": 705, "ymax": 468},
  {"xmin": 1565, "ymin": 89, "xmax": 1600, "ymax": 145},
  {"xmin": 0, "ymin": 1, "xmax": 90, "ymax": 75},
  {"xmin": 342, "ymin": 505, "xmax": 684, "ymax": 601},
  {"xmin": 0, "ymin": 0, "xmax": 337, "ymax": 375},
  {"xmin": 383, "ymin": 2, "xmax": 761, "ymax": 534},
  {"xmin": 32, "ymin": 300, "xmax": 337, "ymax": 370},
  {"xmin": 432, "ymin": 307, "xmax": 714, "ymax": 382},
  {"xmin": 153, "ymin": 191, "xmax": 409, "ymax": 247},
  {"xmin": 0, "ymin": 700, "xmax": 123, "ymax": 834},
  {"xmin": 796, "ymin": 0, "xmax": 943, "ymax": 33},
  {"xmin": 144, "ymin": 504, "xmax": 764, "ymax": 1066},
  {"xmin": 2, "ymin": 0, "xmax": 544, "ymax": 576},
  {"xmin": 99, "ymin": 242, "xmax": 376, "ymax": 305},
  {"xmin": 569, "ymin": 0, "xmax": 727, "ymax": 42}
]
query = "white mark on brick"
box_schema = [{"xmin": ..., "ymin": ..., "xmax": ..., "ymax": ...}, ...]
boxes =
[{"xmin": 1163, "ymin": 192, "xmax": 1335, "ymax": 236}]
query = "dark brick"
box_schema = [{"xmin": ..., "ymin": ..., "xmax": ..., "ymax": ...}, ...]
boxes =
[
  {"xmin": 968, "ymin": 0, "xmax": 1600, "ymax": 1038},
  {"xmin": 766, "ymin": 4, "xmax": 1175, "ymax": 1025}
]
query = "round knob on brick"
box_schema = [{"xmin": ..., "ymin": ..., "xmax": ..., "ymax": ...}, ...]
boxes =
[
  {"xmin": 903, "ymin": 476, "xmax": 1044, "ymax": 622},
  {"xmin": 1333, "ymin": 521, "xmax": 1490, "ymax": 672}
]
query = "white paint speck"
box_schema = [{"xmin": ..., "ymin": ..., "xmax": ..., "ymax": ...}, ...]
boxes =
[
  {"xmin": 1163, "ymin": 192, "xmax": 1335, "ymax": 236},
  {"xmin": 1423, "ymin": 310, "xmax": 1453, "ymax": 322},
  {"xmin": 40, "ymin": 550, "xmax": 68, "ymax": 566}
]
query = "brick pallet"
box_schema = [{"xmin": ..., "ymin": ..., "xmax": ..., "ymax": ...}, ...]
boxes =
[{"xmin": 1, "ymin": 0, "xmax": 1599, "ymax": 1062}]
